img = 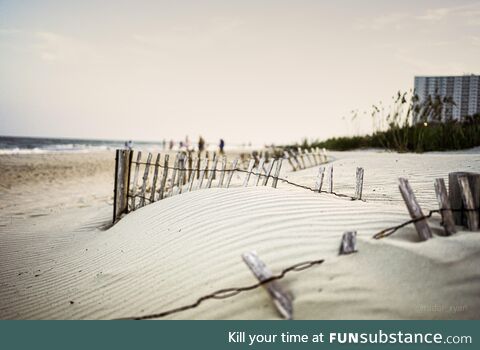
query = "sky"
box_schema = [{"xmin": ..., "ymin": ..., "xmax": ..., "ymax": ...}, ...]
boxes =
[{"xmin": 0, "ymin": 0, "xmax": 479, "ymax": 145}]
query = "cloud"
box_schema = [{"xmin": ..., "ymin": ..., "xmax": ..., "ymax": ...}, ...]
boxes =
[{"xmin": 417, "ymin": 2, "xmax": 480, "ymax": 22}]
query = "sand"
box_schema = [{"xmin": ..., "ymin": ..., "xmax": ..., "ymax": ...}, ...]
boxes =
[{"xmin": 0, "ymin": 149, "xmax": 479, "ymax": 319}]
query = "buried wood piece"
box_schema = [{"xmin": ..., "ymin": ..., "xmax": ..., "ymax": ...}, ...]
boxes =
[
  {"xmin": 139, "ymin": 153, "xmax": 153, "ymax": 208},
  {"xmin": 355, "ymin": 167, "xmax": 364, "ymax": 200},
  {"xmin": 458, "ymin": 176, "xmax": 479, "ymax": 231},
  {"xmin": 242, "ymin": 251, "xmax": 293, "ymax": 320},
  {"xmin": 149, "ymin": 154, "xmax": 161, "ymax": 203},
  {"xmin": 263, "ymin": 159, "xmax": 276, "ymax": 186},
  {"xmin": 315, "ymin": 166, "xmax": 325, "ymax": 192},
  {"xmin": 217, "ymin": 157, "xmax": 227, "ymax": 188},
  {"xmin": 271, "ymin": 158, "xmax": 283, "ymax": 188},
  {"xmin": 225, "ymin": 158, "xmax": 239, "ymax": 188},
  {"xmin": 129, "ymin": 151, "xmax": 142, "ymax": 211},
  {"xmin": 243, "ymin": 159, "xmax": 255, "ymax": 187},
  {"xmin": 328, "ymin": 166, "xmax": 333, "ymax": 193},
  {"xmin": 254, "ymin": 158, "xmax": 265, "ymax": 186},
  {"xmin": 284, "ymin": 151, "xmax": 297, "ymax": 171},
  {"xmin": 398, "ymin": 178, "xmax": 433, "ymax": 241},
  {"xmin": 207, "ymin": 157, "xmax": 219, "ymax": 188},
  {"xmin": 339, "ymin": 231, "xmax": 357, "ymax": 255},
  {"xmin": 434, "ymin": 178, "xmax": 456, "ymax": 235},
  {"xmin": 158, "ymin": 154, "xmax": 169, "ymax": 200},
  {"xmin": 187, "ymin": 158, "xmax": 199, "ymax": 192},
  {"xmin": 449, "ymin": 172, "xmax": 480, "ymax": 227}
]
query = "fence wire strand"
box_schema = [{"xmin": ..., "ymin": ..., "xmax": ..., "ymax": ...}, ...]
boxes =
[{"xmin": 116, "ymin": 258, "xmax": 325, "ymax": 320}]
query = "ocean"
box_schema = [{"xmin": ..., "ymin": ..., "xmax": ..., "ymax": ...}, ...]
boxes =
[{"xmin": 0, "ymin": 136, "xmax": 165, "ymax": 154}]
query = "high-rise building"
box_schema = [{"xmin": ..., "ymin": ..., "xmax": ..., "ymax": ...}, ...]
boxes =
[{"xmin": 413, "ymin": 74, "xmax": 480, "ymax": 122}]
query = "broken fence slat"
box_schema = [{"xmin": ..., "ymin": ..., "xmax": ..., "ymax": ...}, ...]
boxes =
[
  {"xmin": 339, "ymin": 231, "xmax": 357, "ymax": 255},
  {"xmin": 355, "ymin": 167, "xmax": 364, "ymax": 200},
  {"xmin": 434, "ymin": 178, "xmax": 456, "ymax": 235},
  {"xmin": 138, "ymin": 152, "xmax": 153, "ymax": 208},
  {"xmin": 458, "ymin": 175, "xmax": 479, "ymax": 231},
  {"xmin": 398, "ymin": 178, "xmax": 433, "ymax": 241},
  {"xmin": 225, "ymin": 159, "xmax": 239, "ymax": 188},
  {"xmin": 242, "ymin": 251, "xmax": 293, "ymax": 320},
  {"xmin": 158, "ymin": 154, "xmax": 170, "ymax": 200},
  {"xmin": 149, "ymin": 154, "xmax": 161, "ymax": 203},
  {"xmin": 243, "ymin": 159, "xmax": 255, "ymax": 187}
]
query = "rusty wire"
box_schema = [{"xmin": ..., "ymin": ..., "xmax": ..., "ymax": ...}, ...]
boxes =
[{"xmin": 116, "ymin": 258, "xmax": 325, "ymax": 320}]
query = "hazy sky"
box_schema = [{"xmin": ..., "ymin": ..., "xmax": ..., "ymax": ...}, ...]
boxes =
[{"xmin": 1, "ymin": 0, "xmax": 479, "ymax": 145}]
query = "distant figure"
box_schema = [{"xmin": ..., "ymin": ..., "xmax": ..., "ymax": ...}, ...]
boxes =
[
  {"xmin": 179, "ymin": 141, "xmax": 184, "ymax": 149},
  {"xmin": 162, "ymin": 139, "xmax": 166, "ymax": 150},
  {"xmin": 169, "ymin": 140, "xmax": 174, "ymax": 150},
  {"xmin": 198, "ymin": 136, "xmax": 205, "ymax": 153},
  {"xmin": 124, "ymin": 140, "xmax": 133, "ymax": 150},
  {"xmin": 219, "ymin": 139, "xmax": 225, "ymax": 154}
]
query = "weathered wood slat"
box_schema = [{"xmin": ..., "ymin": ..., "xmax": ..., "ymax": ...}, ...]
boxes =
[
  {"xmin": 254, "ymin": 158, "xmax": 265, "ymax": 186},
  {"xmin": 113, "ymin": 149, "xmax": 131, "ymax": 222},
  {"xmin": 177, "ymin": 154, "xmax": 186, "ymax": 194},
  {"xmin": 434, "ymin": 178, "xmax": 456, "ymax": 235},
  {"xmin": 217, "ymin": 157, "xmax": 227, "ymax": 188},
  {"xmin": 129, "ymin": 151, "xmax": 142, "ymax": 210},
  {"xmin": 458, "ymin": 175, "xmax": 479, "ymax": 231},
  {"xmin": 289, "ymin": 149, "xmax": 302, "ymax": 170},
  {"xmin": 242, "ymin": 251, "xmax": 293, "ymax": 320},
  {"xmin": 262, "ymin": 160, "xmax": 276, "ymax": 186},
  {"xmin": 187, "ymin": 158, "xmax": 199, "ymax": 192},
  {"xmin": 243, "ymin": 159, "xmax": 255, "ymax": 187},
  {"xmin": 398, "ymin": 178, "xmax": 433, "ymax": 241},
  {"xmin": 207, "ymin": 157, "xmax": 219, "ymax": 188},
  {"xmin": 297, "ymin": 147, "xmax": 306, "ymax": 169},
  {"xmin": 355, "ymin": 167, "xmax": 364, "ymax": 200},
  {"xmin": 271, "ymin": 158, "xmax": 283, "ymax": 188},
  {"xmin": 315, "ymin": 166, "xmax": 325, "ymax": 192},
  {"xmin": 339, "ymin": 231, "xmax": 357, "ymax": 255},
  {"xmin": 197, "ymin": 159, "xmax": 208, "ymax": 189},
  {"xmin": 225, "ymin": 159, "xmax": 239, "ymax": 188},
  {"xmin": 149, "ymin": 154, "xmax": 161, "ymax": 203},
  {"xmin": 328, "ymin": 166, "xmax": 333, "ymax": 193},
  {"xmin": 138, "ymin": 153, "xmax": 153, "ymax": 208},
  {"xmin": 449, "ymin": 172, "xmax": 480, "ymax": 227},
  {"xmin": 284, "ymin": 151, "xmax": 297, "ymax": 171},
  {"xmin": 168, "ymin": 154, "xmax": 180, "ymax": 197},
  {"xmin": 158, "ymin": 154, "xmax": 170, "ymax": 200}
]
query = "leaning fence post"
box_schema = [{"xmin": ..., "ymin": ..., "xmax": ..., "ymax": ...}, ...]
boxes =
[
  {"xmin": 217, "ymin": 157, "xmax": 227, "ymax": 188},
  {"xmin": 315, "ymin": 166, "xmax": 325, "ymax": 192},
  {"xmin": 355, "ymin": 167, "xmax": 364, "ymax": 200},
  {"xmin": 449, "ymin": 172, "xmax": 480, "ymax": 227},
  {"xmin": 158, "ymin": 154, "xmax": 170, "ymax": 200},
  {"xmin": 284, "ymin": 151, "xmax": 297, "ymax": 171},
  {"xmin": 271, "ymin": 158, "xmax": 283, "ymax": 188},
  {"xmin": 458, "ymin": 175, "xmax": 479, "ymax": 231},
  {"xmin": 254, "ymin": 158, "xmax": 265, "ymax": 186},
  {"xmin": 113, "ymin": 149, "xmax": 131, "ymax": 223},
  {"xmin": 398, "ymin": 178, "xmax": 433, "ymax": 241},
  {"xmin": 297, "ymin": 147, "xmax": 306, "ymax": 169},
  {"xmin": 243, "ymin": 159, "xmax": 255, "ymax": 187},
  {"xmin": 149, "ymin": 154, "xmax": 161, "ymax": 203},
  {"xmin": 242, "ymin": 251, "xmax": 293, "ymax": 320},
  {"xmin": 139, "ymin": 153, "xmax": 153, "ymax": 208},
  {"xmin": 225, "ymin": 159, "xmax": 239, "ymax": 188},
  {"xmin": 434, "ymin": 178, "xmax": 456, "ymax": 235},
  {"xmin": 187, "ymin": 158, "xmax": 199, "ymax": 192},
  {"xmin": 262, "ymin": 159, "xmax": 276, "ymax": 186},
  {"xmin": 207, "ymin": 156, "xmax": 219, "ymax": 188},
  {"xmin": 197, "ymin": 159, "xmax": 208, "ymax": 189}
]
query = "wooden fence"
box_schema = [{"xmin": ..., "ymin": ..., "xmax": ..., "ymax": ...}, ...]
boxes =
[{"xmin": 113, "ymin": 148, "xmax": 328, "ymax": 223}]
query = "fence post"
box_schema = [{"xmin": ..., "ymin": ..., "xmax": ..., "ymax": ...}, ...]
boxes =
[
  {"xmin": 434, "ymin": 178, "xmax": 456, "ymax": 235},
  {"xmin": 113, "ymin": 149, "xmax": 131, "ymax": 223},
  {"xmin": 458, "ymin": 175, "xmax": 479, "ymax": 231},
  {"xmin": 226, "ymin": 159, "xmax": 239, "ymax": 188},
  {"xmin": 398, "ymin": 178, "xmax": 433, "ymax": 241},
  {"xmin": 129, "ymin": 151, "xmax": 142, "ymax": 211},
  {"xmin": 150, "ymin": 154, "xmax": 161, "ymax": 203},
  {"xmin": 449, "ymin": 172, "xmax": 480, "ymax": 227},
  {"xmin": 262, "ymin": 160, "xmax": 276, "ymax": 186},
  {"xmin": 254, "ymin": 158, "xmax": 265, "ymax": 186},
  {"xmin": 355, "ymin": 167, "xmax": 364, "ymax": 200},
  {"xmin": 158, "ymin": 154, "xmax": 170, "ymax": 200},
  {"xmin": 217, "ymin": 157, "xmax": 227, "ymax": 188},
  {"xmin": 243, "ymin": 159, "xmax": 255, "ymax": 187},
  {"xmin": 315, "ymin": 166, "xmax": 325, "ymax": 192},
  {"xmin": 139, "ymin": 153, "xmax": 153, "ymax": 207},
  {"xmin": 271, "ymin": 158, "xmax": 283, "ymax": 188},
  {"xmin": 328, "ymin": 166, "xmax": 333, "ymax": 193},
  {"xmin": 339, "ymin": 231, "xmax": 357, "ymax": 255}
]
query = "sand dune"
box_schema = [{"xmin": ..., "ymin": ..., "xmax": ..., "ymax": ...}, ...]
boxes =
[{"xmin": 0, "ymin": 150, "xmax": 479, "ymax": 319}]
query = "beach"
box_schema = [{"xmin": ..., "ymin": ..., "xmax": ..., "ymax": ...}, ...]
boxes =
[{"xmin": 0, "ymin": 149, "xmax": 479, "ymax": 319}]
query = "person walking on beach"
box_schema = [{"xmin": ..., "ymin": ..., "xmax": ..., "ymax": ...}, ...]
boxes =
[
  {"xmin": 219, "ymin": 138, "xmax": 225, "ymax": 154},
  {"xmin": 198, "ymin": 136, "xmax": 205, "ymax": 153}
]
